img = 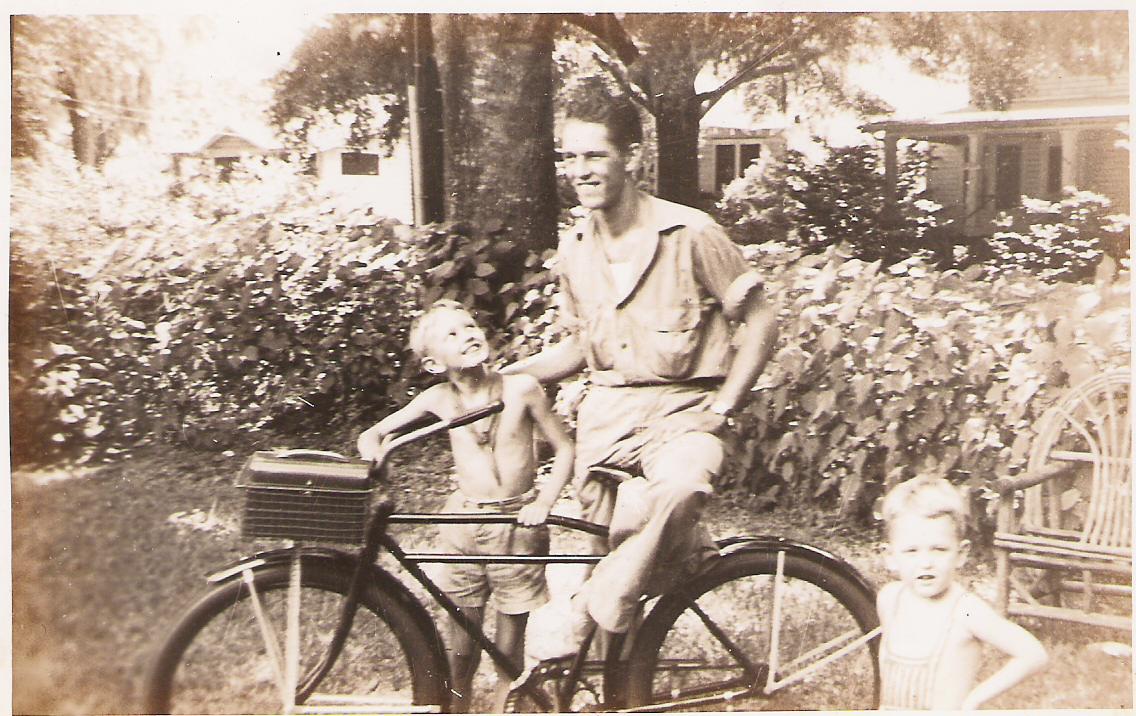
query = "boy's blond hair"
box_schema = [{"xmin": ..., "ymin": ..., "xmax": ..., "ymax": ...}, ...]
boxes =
[
  {"xmin": 881, "ymin": 475, "xmax": 969, "ymax": 538},
  {"xmin": 408, "ymin": 299, "xmax": 473, "ymax": 361}
]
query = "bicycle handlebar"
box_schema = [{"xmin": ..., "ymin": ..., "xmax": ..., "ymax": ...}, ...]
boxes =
[{"xmin": 371, "ymin": 401, "xmax": 505, "ymax": 476}]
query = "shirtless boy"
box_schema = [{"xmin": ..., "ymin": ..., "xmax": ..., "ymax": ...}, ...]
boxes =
[
  {"xmin": 877, "ymin": 476, "xmax": 1048, "ymax": 709},
  {"xmin": 358, "ymin": 300, "xmax": 575, "ymax": 712}
]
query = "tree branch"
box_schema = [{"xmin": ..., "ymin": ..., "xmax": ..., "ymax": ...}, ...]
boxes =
[
  {"xmin": 694, "ymin": 18, "xmax": 830, "ymax": 118},
  {"xmin": 591, "ymin": 49, "xmax": 653, "ymax": 114},
  {"xmin": 562, "ymin": 13, "xmax": 640, "ymax": 65}
]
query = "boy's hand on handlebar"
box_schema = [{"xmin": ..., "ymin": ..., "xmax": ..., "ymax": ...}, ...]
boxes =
[
  {"xmin": 517, "ymin": 500, "xmax": 553, "ymax": 526},
  {"xmin": 359, "ymin": 433, "xmax": 394, "ymax": 463}
]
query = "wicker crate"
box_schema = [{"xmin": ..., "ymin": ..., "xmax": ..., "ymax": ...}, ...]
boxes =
[{"xmin": 237, "ymin": 450, "xmax": 373, "ymax": 544}]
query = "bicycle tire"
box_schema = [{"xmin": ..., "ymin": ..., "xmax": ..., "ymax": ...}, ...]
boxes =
[
  {"xmin": 623, "ymin": 549, "xmax": 880, "ymax": 711},
  {"xmin": 143, "ymin": 558, "xmax": 448, "ymax": 714}
]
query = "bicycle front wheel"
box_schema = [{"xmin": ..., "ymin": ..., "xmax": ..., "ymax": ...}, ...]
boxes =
[
  {"xmin": 144, "ymin": 558, "xmax": 448, "ymax": 714},
  {"xmin": 623, "ymin": 548, "xmax": 879, "ymax": 711}
]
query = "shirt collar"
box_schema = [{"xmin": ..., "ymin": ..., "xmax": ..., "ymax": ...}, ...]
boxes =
[{"xmin": 576, "ymin": 191, "xmax": 693, "ymax": 307}]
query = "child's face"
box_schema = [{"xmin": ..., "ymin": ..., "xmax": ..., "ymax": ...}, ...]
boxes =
[
  {"xmin": 421, "ymin": 308, "xmax": 490, "ymax": 373},
  {"xmin": 885, "ymin": 513, "xmax": 969, "ymax": 599}
]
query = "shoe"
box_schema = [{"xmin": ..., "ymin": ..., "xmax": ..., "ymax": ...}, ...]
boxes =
[{"xmin": 524, "ymin": 593, "xmax": 594, "ymax": 662}]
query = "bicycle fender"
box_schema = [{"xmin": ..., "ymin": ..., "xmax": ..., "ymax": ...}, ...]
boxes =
[
  {"xmin": 205, "ymin": 545, "xmax": 353, "ymax": 584},
  {"xmin": 714, "ymin": 535, "xmax": 877, "ymax": 600}
]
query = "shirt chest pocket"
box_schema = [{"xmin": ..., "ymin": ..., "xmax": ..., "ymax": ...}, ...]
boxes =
[{"xmin": 629, "ymin": 305, "xmax": 704, "ymax": 379}]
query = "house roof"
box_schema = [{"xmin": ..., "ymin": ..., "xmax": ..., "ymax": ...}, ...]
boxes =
[
  {"xmin": 863, "ymin": 71, "xmax": 1130, "ymax": 137},
  {"xmin": 862, "ymin": 103, "xmax": 1130, "ymax": 136},
  {"xmin": 165, "ymin": 123, "xmax": 285, "ymax": 155}
]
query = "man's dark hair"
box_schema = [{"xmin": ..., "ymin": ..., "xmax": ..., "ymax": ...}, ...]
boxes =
[{"xmin": 563, "ymin": 94, "xmax": 643, "ymax": 152}]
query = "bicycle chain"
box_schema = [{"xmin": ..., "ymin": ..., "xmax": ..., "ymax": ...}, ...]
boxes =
[{"xmin": 501, "ymin": 656, "xmax": 604, "ymax": 713}]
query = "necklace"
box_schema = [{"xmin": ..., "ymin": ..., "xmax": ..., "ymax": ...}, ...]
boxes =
[{"xmin": 456, "ymin": 374, "xmax": 503, "ymax": 449}]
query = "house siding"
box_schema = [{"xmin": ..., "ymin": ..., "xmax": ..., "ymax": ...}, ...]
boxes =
[
  {"xmin": 1081, "ymin": 128, "xmax": 1131, "ymax": 211},
  {"xmin": 926, "ymin": 142, "xmax": 966, "ymax": 222}
]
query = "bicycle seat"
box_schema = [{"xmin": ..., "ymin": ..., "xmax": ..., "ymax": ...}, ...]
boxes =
[{"xmin": 586, "ymin": 464, "xmax": 638, "ymax": 488}]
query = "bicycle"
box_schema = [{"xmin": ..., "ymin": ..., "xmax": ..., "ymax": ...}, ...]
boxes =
[{"xmin": 143, "ymin": 402, "xmax": 882, "ymax": 714}]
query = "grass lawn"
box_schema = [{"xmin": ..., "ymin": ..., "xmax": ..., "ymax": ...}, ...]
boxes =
[{"xmin": 12, "ymin": 442, "xmax": 1132, "ymax": 714}]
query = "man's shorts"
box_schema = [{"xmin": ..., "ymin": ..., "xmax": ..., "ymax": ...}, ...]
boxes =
[{"xmin": 437, "ymin": 489, "xmax": 551, "ymax": 615}]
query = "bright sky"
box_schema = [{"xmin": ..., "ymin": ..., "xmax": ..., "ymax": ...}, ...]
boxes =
[{"xmin": 146, "ymin": 10, "xmax": 972, "ymax": 151}]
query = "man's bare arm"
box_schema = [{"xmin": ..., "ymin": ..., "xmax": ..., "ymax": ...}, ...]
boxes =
[
  {"xmin": 711, "ymin": 297, "xmax": 778, "ymax": 415},
  {"xmin": 501, "ymin": 335, "xmax": 587, "ymax": 385}
]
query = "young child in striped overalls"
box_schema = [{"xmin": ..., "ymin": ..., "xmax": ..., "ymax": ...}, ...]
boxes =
[{"xmin": 877, "ymin": 476, "xmax": 1048, "ymax": 709}]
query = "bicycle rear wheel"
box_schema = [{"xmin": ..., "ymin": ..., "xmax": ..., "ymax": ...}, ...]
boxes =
[
  {"xmin": 144, "ymin": 558, "xmax": 447, "ymax": 714},
  {"xmin": 623, "ymin": 548, "xmax": 879, "ymax": 711}
]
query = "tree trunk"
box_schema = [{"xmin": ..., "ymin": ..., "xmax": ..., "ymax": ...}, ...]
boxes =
[
  {"xmin": 433, "ymin": 14, "xmax": 559, "ymax": 254},
  {"xmin": 633, "ymin": 31, "xmax": 704, "ymax": 209},
  {"xmin": 407, "ymin": 14, "xmax": 445, "ymax": 225},
  {"xmin": 652, "ymin": 94, "xmax": 703, "ymax": 208}
]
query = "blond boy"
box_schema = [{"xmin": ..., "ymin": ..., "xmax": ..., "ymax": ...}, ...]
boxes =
[
  {"xmin": 877, "ymin": 476, "xmax": 1048, "ymax": 710},
  {"xmin": 358, "ymin": 300, "xmax": 574, "ymax": 712}
]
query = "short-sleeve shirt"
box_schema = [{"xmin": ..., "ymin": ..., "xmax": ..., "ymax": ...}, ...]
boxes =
[{"xmin": 557, "ymin": 191, "xmax": 755, "ymax": 386}]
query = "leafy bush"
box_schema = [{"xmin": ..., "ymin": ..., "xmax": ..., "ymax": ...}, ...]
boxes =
[
  {"xmin": 724, "ymin": 241, "xmax": 1130, "ymax": 525},
  {"xmin": 715, "ymin": 140, "xmax": 957, "ymax": 265},
  {"xmin": 408, "ymin": 220, "xmax": 565, "ymax": 365},
  {"xmin": 10, "ymin": 155, "xmax": 423, "ymax": 465},
  {"xmin": 989, "ymin": 190, "xmax": 1131, "ymax": 282}
]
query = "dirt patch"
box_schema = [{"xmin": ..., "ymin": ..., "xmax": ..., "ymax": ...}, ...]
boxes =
[{"xmin": 12, "ymin": 443, "xmax": 1131, "ymax": 714}]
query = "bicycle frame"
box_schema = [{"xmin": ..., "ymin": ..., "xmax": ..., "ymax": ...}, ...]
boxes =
[
  {"xmin": 207, "ymin": 519, "xmax": 880, "ymax": 714},
  {"xmin": 206, "ymin": 506, "xmax": 614, "ymax": 713},
  {"xmin": 199, "ymin": 403, "xmax": 879, "ymax": 713}
]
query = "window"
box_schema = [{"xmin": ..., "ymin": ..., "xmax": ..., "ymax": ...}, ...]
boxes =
[
  {"xmin": 994, "ymin": 145, "xmax": 1022, "ymax": 211},
  {"xmin": 715, "ymin": 145, "xmax": 735, "ymax": 192},
  {"xmin": 341, "ymin": 152, "xmax": 379, "ymax": 176},
  {"xmin": 739, "ymin": 143, "xmax": 762, "ymax": 170},
  {"xmin": 714, "ymin": 142, "xmax": 763, "ymax": 193},
  {"xmin": 1047, "ymin": 145, "xmax": 1063, "ymax": 197},
  {"xmin": 214, "ymin": 156, "xmax": 238, "ymax": 182}
]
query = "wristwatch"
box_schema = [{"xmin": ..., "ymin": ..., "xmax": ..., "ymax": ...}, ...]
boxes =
[{"xmin": 709, "ymin": 402, "xmax": 737, "ymax": 428}]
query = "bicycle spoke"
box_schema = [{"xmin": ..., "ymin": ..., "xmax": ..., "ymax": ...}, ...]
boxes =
[
  {"xmin": 625, "ymin": 550, "xmax": 879, "ymax": 711},
  {"xmin": 150, "ymin": 562, "xmax": 438, "ymax": 714},
  {"xmin": 243, "ymin": 568, "xmax": 289, "ymax": 706}
]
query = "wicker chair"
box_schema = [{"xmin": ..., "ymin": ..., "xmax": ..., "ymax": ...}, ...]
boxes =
[{"xmin": 993, "ymin": 368, "xmax": 1132, "ymax": 631}]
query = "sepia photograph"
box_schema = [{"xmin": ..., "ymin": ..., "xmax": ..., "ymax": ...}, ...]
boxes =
[{"xmin": 9, "ymin": 4, "xmax": 1132, "ymax": 713}]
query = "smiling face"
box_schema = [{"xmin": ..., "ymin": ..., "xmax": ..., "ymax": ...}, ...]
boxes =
[
  {"xmin": 558, "ymin": 119, "xmax": 639, "ymax": 211},
  {"xmin": 419, "ymin": 307, "xmax": 490, "ymax": 374},
  {"xmin": 885, "ymin": 513, "xmax": 969, "ymax": 600}
]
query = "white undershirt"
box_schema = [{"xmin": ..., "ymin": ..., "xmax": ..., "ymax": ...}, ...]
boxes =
[{"xmin": 609, "ymin": 260, "xmax": 635, "ymax": 295}]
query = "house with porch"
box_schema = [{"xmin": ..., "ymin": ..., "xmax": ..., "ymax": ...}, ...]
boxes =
[{"xmin": 863, "ymin": 72, "xmax": 1129, "ymax": 236}]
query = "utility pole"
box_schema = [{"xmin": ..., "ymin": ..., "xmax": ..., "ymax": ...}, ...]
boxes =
[{"xmin": 406, "ymin": 13, "xmax": 445, "ymax": 225}]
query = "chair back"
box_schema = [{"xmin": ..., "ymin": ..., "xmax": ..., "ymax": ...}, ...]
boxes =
[{"xmin": 1022, "ymin": 368, "xmax": 1131, "ymax": 550}]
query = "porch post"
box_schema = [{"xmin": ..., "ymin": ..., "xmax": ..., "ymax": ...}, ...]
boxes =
[
  {"xmin": 1059, "ymin": 128, "xmax": 1080, "ymax": 192},
  {"xmin": 963, "ymin": 132, "xmax": 984, "ymax": 235},
  {"xmin": 883, "ymin": 133, "xmax": 898, "ymax": 218}
]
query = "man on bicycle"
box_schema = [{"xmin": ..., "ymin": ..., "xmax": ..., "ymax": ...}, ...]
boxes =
[{"xmin": 503, "ymin": 92, "xmax": 778, "ymax": 643}]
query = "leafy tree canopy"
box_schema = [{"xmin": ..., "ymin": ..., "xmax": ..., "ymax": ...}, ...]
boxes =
[
  {"xmin": 885, "ymin": 11, "xmax": 1129, "ymax": 110},
  {"xmin": 12, "ymin": 14, "xmax": 159, "ymax": 165},
  {"xmin": 268, "ymin": 14, "xmax": 409, "ymax": 152}
]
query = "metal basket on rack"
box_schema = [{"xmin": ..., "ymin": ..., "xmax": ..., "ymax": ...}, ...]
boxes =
[{"xmin": 236, "ymin": 450, "xmax": 373, "ymax": 544}]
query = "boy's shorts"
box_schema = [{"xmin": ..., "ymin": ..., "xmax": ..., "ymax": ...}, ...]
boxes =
[{"xmin": 437, "ymin": 489, "xmax": 551, "ymax": 615}]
